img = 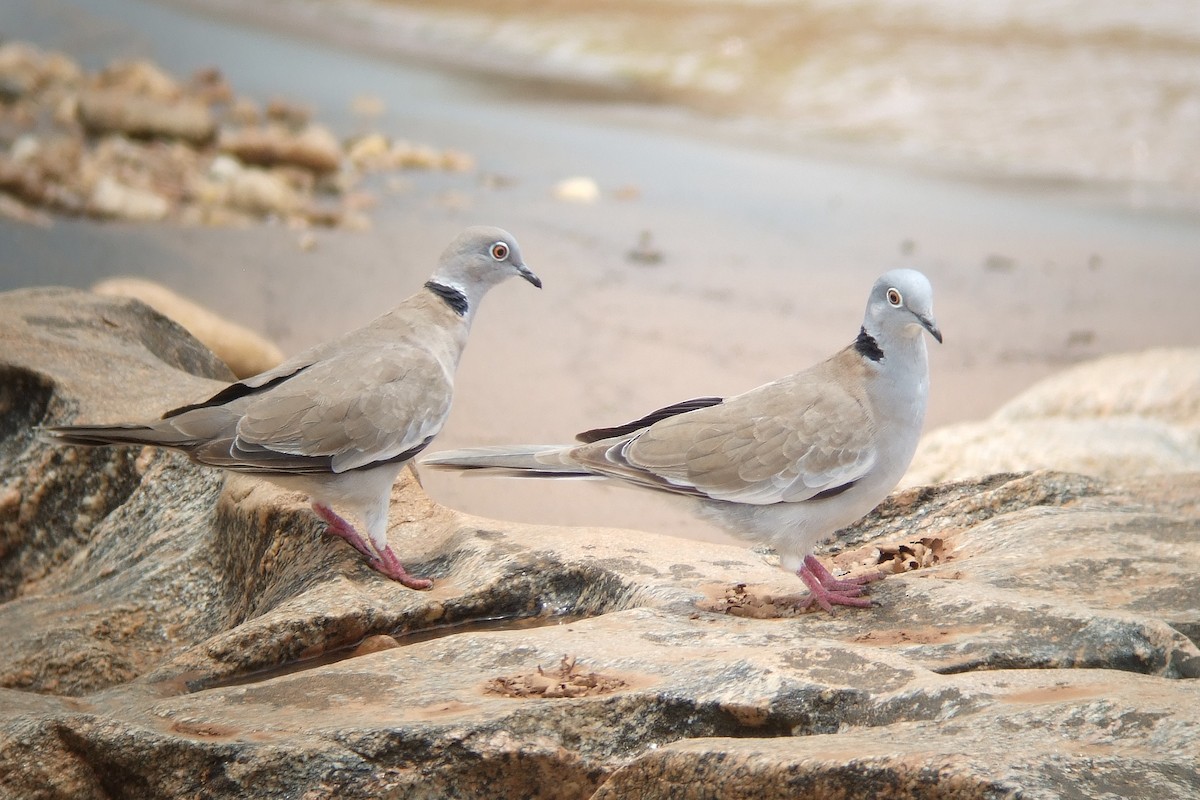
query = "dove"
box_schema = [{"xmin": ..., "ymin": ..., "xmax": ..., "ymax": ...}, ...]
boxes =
[
  {"xmin": 42, "ymin": 226, "xmax": 541, "ymax": 589},
  {"xmin": 423, "ymin": 269, "xmax": 940, "ymax": 610}
]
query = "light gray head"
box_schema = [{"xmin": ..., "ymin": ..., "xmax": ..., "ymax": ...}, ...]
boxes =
[
  {"xmin": 857, "ymin": 269, "xmax": 942, "ymax": 359},
  {"xmin": 427, "ymin": 226, "xmax": 541, "ymax": 315}
]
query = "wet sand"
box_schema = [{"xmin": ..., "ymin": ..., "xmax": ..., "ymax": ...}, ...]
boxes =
[{"xmin": 3, "ymin": 0, "xmax": 1199, "ymax": 543}]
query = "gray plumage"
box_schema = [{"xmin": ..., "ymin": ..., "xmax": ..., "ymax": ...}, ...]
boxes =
[
  {"xmin": 43, "ymin": 226, "xmax": 541, "ymax": 588},
  {"xmin": 424, "ymin": 269, "xmax": 941, "ymax": 609}
]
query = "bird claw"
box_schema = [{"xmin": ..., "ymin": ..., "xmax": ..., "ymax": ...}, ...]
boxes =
[
  {"xmin": 795, "ymin": 554, "xmax": 884, "ymax": 613},
  {"xmin": 312, "ymin": 503, "xmax": 432, "ymax": 589},
  {"xmin": 373, "ymin": 546, "xmax": 434, "ymax": 591}
]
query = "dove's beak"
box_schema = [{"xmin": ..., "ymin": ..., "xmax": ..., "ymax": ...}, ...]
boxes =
[
  {"xmin": 918, "ymin": 313, "xmax": 943, "ymax": 344},
  {"xmin": 517, "ymin": 264, "xmax": 542, "ymax": 289}
]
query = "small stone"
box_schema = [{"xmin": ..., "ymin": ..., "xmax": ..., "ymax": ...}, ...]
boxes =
[
  {"xmin": 350, "ymin": 634, "xmax": 400, "ymax": 657},
  {"xmin": 223, "ymin": 167, "xmax": 304, "ymax": 217},
  {"xmin": 553, "ymin": 176, "xmax": 600, "ymax": 203},
  {"xmin": 984, "ymin": 253, "xmax": 1016, "ymax": 273},
  {"xmin": 350, "ymin": 94, "xmax": 385, "ymax": 117},
  {"xmin": 87, "ymin": 176, "xmax": 170, "ymax": 221},
  {"xmin": 77, "ymin": 90, "xmax": 216, "ymax": 144},
  {"xmin": 264, "ymin": 97, "xmax": 311, "ymax": 127},
  {"xmin": 95, "ymin": 58, "xmax": 181, "ymax": 99},
  {"xmin": 440, "ymin": 149, "xmax": 475, "ymax": 172},
  {"xmin": 346, "ymin": 133, "xmax": 391, "ymax": 170},
  {"xmin": 220, "ymin": 124, "xmax": 342, "ymax": 174},
  {"xmin": 389, "ymin": 140, "xmax": 441, "ymax": 170}
]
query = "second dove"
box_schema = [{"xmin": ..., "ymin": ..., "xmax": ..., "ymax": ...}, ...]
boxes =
[{"xmin": 424, "ymin": 269, "xmax": 942, "ymax": 611}]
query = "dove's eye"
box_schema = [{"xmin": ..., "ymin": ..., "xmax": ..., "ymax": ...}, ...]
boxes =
[
  {"xmin": 886, "ymin": 288, "xmax": 903, "ymax": 307},
  {"xmin": 490, "ymin": 242, "xmax": 509, "ymax": 261}
]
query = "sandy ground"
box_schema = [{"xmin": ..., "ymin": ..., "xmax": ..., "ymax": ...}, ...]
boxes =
[{"xmin": 3, "ymin": 0, "xmax": 1199, "ymax": 544}]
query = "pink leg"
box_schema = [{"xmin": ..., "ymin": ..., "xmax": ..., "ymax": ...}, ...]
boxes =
[
  {"xmin": 312, "ymin": 503, "xmax": 374, "ymax": 558},
  {"xmin": 794, "ymin": 555, "xmax": 885, "ymax": 613},
  {"xmin": 803, "ymin": 554, "xmax": 884, "ymax": 590},
  {"xmin": 311, "ymin": 503, "xmax": 432, "ymax": 590}
]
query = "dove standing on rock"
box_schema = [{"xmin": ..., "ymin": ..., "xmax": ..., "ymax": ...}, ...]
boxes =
[
  {"xmin": 424, "ymin": 269, "xmax": 940, "ymax": 610},
  {"xmin": 43, "ymin": 226, "xmax": 541, "ymax": 589}
]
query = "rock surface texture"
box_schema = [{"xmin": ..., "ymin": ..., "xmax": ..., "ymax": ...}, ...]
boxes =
[
  {"xmin": 1, "ymin": 288, "xmax": 1198, "ymax": 799},
  {"xmin": 905, "ymin": 348, "xmax": 1200, "ymax": 486}
]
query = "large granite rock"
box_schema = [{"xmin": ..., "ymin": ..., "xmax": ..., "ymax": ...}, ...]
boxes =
[
  {"xmin": 906, "ymin": 348, "xmax": 1200, "ymax": 486},
  {"xmin": 1, "ymin": 288, "xmax": 1198, "ymax": 799}
]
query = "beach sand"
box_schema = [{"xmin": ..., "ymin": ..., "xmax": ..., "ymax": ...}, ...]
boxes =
[{"xmin": 3, "ymin": 0, "xmax": 1198, "ymax": 544}]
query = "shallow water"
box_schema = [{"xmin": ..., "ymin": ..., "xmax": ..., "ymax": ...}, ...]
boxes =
[{"xmin": 329, "ymin": 0, "xmax": 1200, "ymax": 212}]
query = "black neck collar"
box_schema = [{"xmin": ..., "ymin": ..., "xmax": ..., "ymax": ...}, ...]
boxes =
[
  {"xmin": 854, "ymin": 327, "xmax": 884, "ymax": 362},
  {"xmin": 425, "ymin": 281, "xmax": 468, "ymax": 316}
]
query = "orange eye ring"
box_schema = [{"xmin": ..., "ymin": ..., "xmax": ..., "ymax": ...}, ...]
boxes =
[
  {"xmin": 886, "ymin": 288, "xmax": 902, "ymax": 307},
  {"xmin": 490, "ymin": 242, "xmax": 509, "ymax": 261}
]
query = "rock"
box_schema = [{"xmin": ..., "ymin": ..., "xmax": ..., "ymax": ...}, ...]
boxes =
[
  {"xmin": 220, "ymin": 165, "xmax": 306, "ymax": 218},
  {"xmin": 188, "ymin": 66, "xmax": 234, "ymax": 106},
  {"xmin": 441, "ymin": 148, "xmax": 475, "ymax": 172},
  {"xmin": 389, "ymin": 139, "xmax": 443, "ymax": 169},
  {"xmin": 91, "ymin": 277, "xmax": 285, "ymax": 379},
  {"xmin": 94, "ymin": 58, "xmax": 182, "ymax": 100},
  {"xmin": 595, "ymin": 669, "xmax": 1200, "ymax": 799},
  {"xmin": 264, "ymin": 97, "xmax": 312, "ymax": 127},
  {"xmin": 995, "ymin": 348, "xmax": 1200, "ymax": 425},
  {"xmin": 1, "ymin": 290, "xmax": 1198, "ymax": 798},
  {"xmin": 0, "ymin": 41, "xmax": 82, "ymax": 97},
  {"xmin": 77, "ymin": 89, "xmax": 216, "ymax": 144},
  {"xmin": 220, "ymin": 124, "xmax": 342, "ymax": 174},
  {"xmin": 905, "ymin": 417, "xmax": 1200, "ymax": 486},
  {"xmin": 346, "ymin": 132, "xmax": 391, "ymax": 170},
  {"xmin": 906, "ymin": 348, "xmax": 1200, "ymax": 486},
  {"xmin": 86, "ymin": 175, "xmax": 170, "ymax": 221},
  {"xmin": 227, "ymin": 96, "xmax": 262, "ymax": 125},
  {"xmin": 0, "ymin": 40, "xmax": 469, "ymax": 232},
  {"xmin": 0, "ymin": 192, "xmax": 52, "ymax": 226}
]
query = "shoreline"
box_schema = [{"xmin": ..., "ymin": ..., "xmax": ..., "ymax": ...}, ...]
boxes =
[
  {"xmin": 149, "ymin": 0, "xmax": 1200, "ymax": 221},
  {"xmin": 132, "ymin": 0, "xmax": 1200, "ymax": 222}
]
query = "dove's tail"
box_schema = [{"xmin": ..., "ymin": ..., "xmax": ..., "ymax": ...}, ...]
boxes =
[
  {"xmin": 422, "ymin": 445, "xmax": 595, "ymax": 479},
  {"xmin": 39, "ymin": 423, "xmax": 193, "ymax": 450}
]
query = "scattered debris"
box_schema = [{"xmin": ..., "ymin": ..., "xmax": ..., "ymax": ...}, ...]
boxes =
[
  {"xmin": 873, "ymin": 536, "xmax": 947, "ymax": 574},
  {"xmin": 626, "ymin": 229, "xmax": 663, "ymax": 265},
  {"xmin": 485, "ymin": 655, "xmax": 627, "ymax": 699},
  {"xmin": 1066, "ymin": 329, "xmax": 1096, "ymax": 347},
  {"xmin": 0, "ymin": 40, "xmax": 477, "ymax": 229},
  {"xmin": 699, "ymin": 583, "xmax": 807, "ymax": 619},
  {"xmin": 984, "ymin": 253, "xmax": 1016, "ymax": 273},
  {"xmin": 700, "ymin": 537, "xmax": 952, "ymax": 618}
]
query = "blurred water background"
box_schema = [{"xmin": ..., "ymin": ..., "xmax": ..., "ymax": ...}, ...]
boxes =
[{"xmin": 305, "ymin": 0, "xmax": 1200, "ymax": 215}]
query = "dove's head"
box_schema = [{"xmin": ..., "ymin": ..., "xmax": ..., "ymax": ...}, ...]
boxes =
[
  {"xmin": 864, "ymin": 269, "xmax": 942, "ymax": 345},
  {"xmin": 432, "ymin": 227, "xmax": 541, "ymax": 309}
]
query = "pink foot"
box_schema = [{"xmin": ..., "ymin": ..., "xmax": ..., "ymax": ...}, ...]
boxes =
[
  {"xmin": 311, "ymin": 503, "xmax": 433, "ymax": 590},
  {"xmin": 795, "ymin": 554, "xmax": 885, "ymax": 613},
  {"xmin": 375, "ymin": 546, "xmax": 434, "ymax": 591}
]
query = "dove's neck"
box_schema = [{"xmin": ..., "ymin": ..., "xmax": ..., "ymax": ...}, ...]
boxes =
[
  {"xmin": 857, "ymin": 324, "xmax": 930, "ymax": 429},
  {"xmin": 425, "ymin": 280, "xmax": 470, "ymax": 316},
  {"xmin": 425, "ymin": 273, "xmax": 508, "ymax": 328}
]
